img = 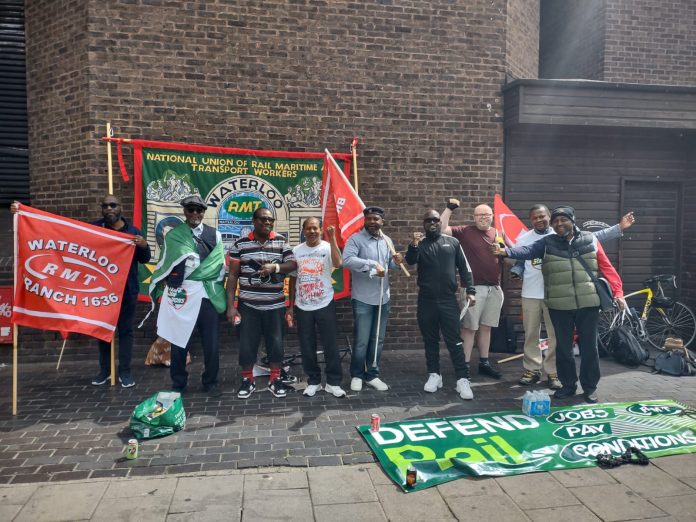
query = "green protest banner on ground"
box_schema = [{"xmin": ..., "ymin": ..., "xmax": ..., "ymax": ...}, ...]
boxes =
[
  {"xmin": 358, "ymin": 400, "xmax": 696, "ymax": 492},
  {"xmin": 130, "ymin": 141, "xmax": 353, "ymax": 300}
]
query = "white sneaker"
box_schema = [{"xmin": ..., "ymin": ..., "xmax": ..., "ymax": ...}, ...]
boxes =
[
  {"xmin": 424, "ymin": 373, "xmax": 443, "ymax": 393},
  {"xmin": 456, "ymin": 378, "xmax": 474, "ymax": 400},
  {"xmin": 303, "ymin": 384, "xmax": 322, "ymax": 397},
  {"xmin": 350, "ymin": 377, "xmax": 363, "ymax": 391},
  {"xmin": 325, "ymin": 384, "xmax": 347, "ymax": 397},
  {"xmin": 366, "ymin": 377, "xmax": 389, "ymax": 391}
]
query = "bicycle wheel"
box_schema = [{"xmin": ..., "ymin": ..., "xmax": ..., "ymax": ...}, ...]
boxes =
[
  {"xmin": 597, "ymin": 307, "xmax": 618, "ymax": 355},
  {"xmin": 645, "ymin": 301, "xmax": 696, "ymax": 352}
]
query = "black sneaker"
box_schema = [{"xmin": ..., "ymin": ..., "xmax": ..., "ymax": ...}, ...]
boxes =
[
  {"xmin": 268, "ymin": 378, "xmax": 290, "ymax": 398},
  {"xmin": 203, "ymin": 383, "xmax": 222, "ymax": 398},
  {"xmin": 237, "ymin": 378, "xmax": 256, "ymax": 399},
  {"xmin": 280, "ymin": 367, "xmax": 298, "ymax": 385},
  {"xmin": 478, "ymin": 361, "xmax": 502, "ymax": 379},
  {"xmin": 118, "ymin": 373, "xmax": 135, "ymax": 388},
  {"xmin": 554, "ymin": 387, "xmax": 577, "ymax": 399},
  {"xmin": 91, "ymin": 370, "xmax": 110, "ymax": 386},
  {"xmin": 583, "ymin": 391, "xmax": 598, "ymax": 403}
]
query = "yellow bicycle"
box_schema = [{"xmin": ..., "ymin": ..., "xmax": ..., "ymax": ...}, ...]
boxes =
[{"xmin": 598, "ymin": 274, "xmax": 696, "ymax": 356}]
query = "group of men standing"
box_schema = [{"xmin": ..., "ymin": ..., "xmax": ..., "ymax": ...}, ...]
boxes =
[{"xmin": 13, "ymin": 193, "xmax": 633, "ymax": 404}]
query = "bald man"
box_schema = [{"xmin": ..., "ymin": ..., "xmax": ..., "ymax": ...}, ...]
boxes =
[{"xmin": 440, "ymin": 200, "xmax": 504, "ymax": 389}]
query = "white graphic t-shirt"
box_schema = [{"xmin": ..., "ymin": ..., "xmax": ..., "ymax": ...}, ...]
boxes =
[
  {"xmin": 516, "ymin": 228, "xmax": 554, "ymax": 299},
  {"xmin": 293, "ymin": 241, "xmax": 334, "ymax": 311}
]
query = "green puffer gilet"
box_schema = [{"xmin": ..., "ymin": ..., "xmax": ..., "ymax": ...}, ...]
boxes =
[{"xmin": 541, "ymin": 231, "xmax": 600, "ymax": 310}]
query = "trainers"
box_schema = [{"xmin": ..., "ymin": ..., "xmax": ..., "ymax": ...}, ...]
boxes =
[
  {"xmin": 269, "ymin": 378, "xmax": 290, "ymax": 398},
  {"xmin": 118, "ymin": 373, "xmax": 135, "ymax": 388},
  {"xmin": 548, "ymin": 374, "xmax": 563, "ymax": 390},
  {"xmin": 350, "ymin": 377, "xmax": 363, "ymax": 391},
  {"xmin": 456, "ymin": 377, "xmax": 474, "ymax": 400},
  {"xmin": 237, "ymin": 378, "xmax": 256, "ymax": 399},
  {"xmin": 91, "ymin": 370, "xmax": 110, "ymax": 386},
  {"xmin": 519, "ymin": 370, "xmax": 540, "ymax": 385},
  {"xmin": 203, "ymin": 383, "xmax": 222, "ymax": 398},
  {"xmin": 554, "ymin": 387, "xmax": 577, "ymax": 399},
  {"xmin": 366, "ymin": 377, "xmax": 389, "ymax": 391},
  {"xmin": 325, "ymin": 384, "xmax": 347, "ymax": 397},
  {"xmin": 280, "ymin": 367, "xmax": 298, "ymax": 385},
  {"xmin": 424, "ymin": 373, "xmax": 443, "ymax": 393},
  {"xmin": 583, "ymin": 390, "xmax": 598, "ymax": 403},
  {"xmin": 478, "ymin": 361, "xmax": 502, "ymax": 379},
  {"xmin": 303, "ymin": 383, "xmax": 322, "ymax": 397}
]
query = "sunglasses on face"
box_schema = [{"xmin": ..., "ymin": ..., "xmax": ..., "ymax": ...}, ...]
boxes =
[
  {"xmin": 184, "ymin": 206, "xmax": 205, "ymax": 214},
  {"xmin": 424, "ymin": 217, "xmax": 440, "ymax": 223},
  {"xmin": 101, "ymin": 202, "xmax": 120, "ymax": 209},
  {"xmin": 255, "ymin": 216, "xmax": 275, "ymax": 223}
]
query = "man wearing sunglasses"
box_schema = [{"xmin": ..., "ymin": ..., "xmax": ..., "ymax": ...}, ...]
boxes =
[
  {"xmin": 227, "ymin": 207, "xmax": 297, "ymax": 399},
  {"xmin": 149, "ymin": 195, "xmax": 227, "ymax": 397},
  {"xmin": 405, "ymin": 210, "xmax": 477, "ymax": 399},
  {"xmin": 91, "ymin": 195, "xmax": 151, "ymax": 387}
]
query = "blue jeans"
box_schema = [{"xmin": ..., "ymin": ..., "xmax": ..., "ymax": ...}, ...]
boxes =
[{"xmin": 350, "ymin": 299, "xmax": 390, "ymax": 381}]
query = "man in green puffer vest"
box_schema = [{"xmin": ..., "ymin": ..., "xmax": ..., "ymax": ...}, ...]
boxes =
[{"xmin": 491, "ymin": 206, "xmax": 626, "ymax": 404}]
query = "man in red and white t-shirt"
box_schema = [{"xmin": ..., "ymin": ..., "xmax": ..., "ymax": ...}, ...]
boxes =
[{"xmin": 288, "ymin": 218, "xmax": 346, "ymax": 398}]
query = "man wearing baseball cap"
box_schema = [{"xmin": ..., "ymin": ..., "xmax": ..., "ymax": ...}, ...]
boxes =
[
  {"xmin": 491, "ymin": 205, "xmax": 626, "ymax": 403},
  {"xmin": 342, "ymin": 206, "xmax": 403, "ymax": 392}
]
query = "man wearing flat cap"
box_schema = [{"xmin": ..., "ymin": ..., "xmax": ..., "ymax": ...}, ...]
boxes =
[
  {"xmin": 146, "ymin": 194, "xmax": 227, "ymax": 397},
  {"xmin": 342, "ymin": 206, "xmax": 404, "ymax": 392},
  {"xmin": 491, "ymin": 206, "xmax": 627, "ymax": 404}
]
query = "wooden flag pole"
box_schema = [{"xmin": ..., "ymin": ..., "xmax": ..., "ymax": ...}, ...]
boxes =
[
  {"xmin": 350, "ymin": 137, "xmax": 359, "ymax": 193},
  {"xmin": 12, "ymin": 324, "xmax": 17, "ymax": 415},
  {"xmin": 106, "ymin": 122, "xmax": 116, "ymax": 386},
  {"xmin": 56, "ymin": 338, "xmax": 67, "ymax": 371}
]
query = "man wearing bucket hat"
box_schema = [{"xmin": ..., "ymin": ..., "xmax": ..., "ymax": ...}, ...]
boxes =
[
  {"xmin": 490, "ymin": 205, "xmax": 626, "ymax": 403},
  {"xmin": 342, "ymin": 206, "xmax": 404, "ymax": 392},
  {"xmin": 146, "ymin": 194, "xmax": 227, "ymax": 397}
]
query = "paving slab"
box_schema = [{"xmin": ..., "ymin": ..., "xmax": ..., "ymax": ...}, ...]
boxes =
[
  {"xmin": 650, "ymin": 494, "xmax": 696, "ymax": 521},
  {"xmin": 103, "ymin": 477, "xmax": 177, "ymax": 499},
  {"xmin": 242, "ymin": 487, "xmax": 313, "ymax": 521},
  {"xmin": 308, "ymin": 466, "xmax": 377, "ymax": 505},
  {"xmin": 314, "ymin": 501, "xmax": 388, "ymax": 522},
  {"xmin": 0, "ymin": 484, "xmax": 38, "ymax": 504},
  {"xmin": 525, "ymin": 504, "xmax": 602, "ymax": 522},
  {"xmin": 571, "ymin": 484, "xmax": 667, "ymax": 522},
  {"xmin": 244, "ymin": 469, "xmax": 308, "ymax": 490},
  {"xmin": 0, "ymin": 504, "xmax": 23, "ymax": 521},
  {"xmin": 376, "ymin": 483, "xmax": 456, "ymax": 521},
  {"xmin": 168, "ymin": 475, "xmax": 243, "ymax": 517},
  {"xmin": 651, "ymin": 454, "xmax": 696, "ymax": 479},
  {"xmin": 445, "ymin": 492, "xmax": 530, "ymax": 521},
  {"xmin": 14, "ymin": 481, "xmax": 108, "ymax": 522},
  {"xmin": 606, "ymin": 465, "xmax": 695, "ymax": 498},
  {"xmin": 91, "ymin": 495, "xmax": 171, "ymax": 522},
  {"xmin": 550, "ymin": 467, "xmax": 617, "ymax": 488},
  {"xmin": 496, "ymin": 473, "xmax": 580, "ymax": 509},
  {"xmin": 436, "ymin": 476, "xmax": 505, "ymax": 497}
]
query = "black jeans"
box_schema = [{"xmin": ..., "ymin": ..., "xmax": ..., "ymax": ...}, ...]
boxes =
[
  {"xmin": 238, "ymin": 302, "xmax": 284, "ymax": 368},
  {"xmin": 417, "ymin": 294, "xmax": 469, "ymax": 379},
  {"xmin": 296, "ymin": 301, "xmax": 343, "ymax": 386},
  {"xmin": 170, "ymin": 298, "xmax": 220, "ymax": 390},
  {"xmin": 98, "ymin": 293, "xmax": 137, "ymax": 376},
  {"xmin": 548, "ymin": 307, "xmax": 600, "ymax": 393}
]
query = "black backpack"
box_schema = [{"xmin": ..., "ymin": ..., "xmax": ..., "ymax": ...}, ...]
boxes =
[
  {"xmin": 609, "ymin": 323, "xmax": 648, "ymax": 367},
  {"xmin": 654, "ymin": 351, "xmax": 693, "ymax": 376}
]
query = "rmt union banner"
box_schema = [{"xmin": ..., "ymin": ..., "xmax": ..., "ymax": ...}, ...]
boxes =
[
  {"xmin": 131, "ymin": 141, "xmax": 352, "ymax": 299},
  {"xmin": 358, "ymin": 400, "xmax": 696, "ymax": 492}
]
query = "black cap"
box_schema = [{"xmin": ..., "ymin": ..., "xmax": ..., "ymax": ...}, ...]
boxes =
[
  {"xmin": 550, "ymin": 206, "xmax": 575, "ymax": 223},
  {"xmin": 363, "ymin": 206, "xmax": 385, "ymax": 217},
  {"xmin": 180, "ymin": 195, "xmax": 207, "ymax": 210}
]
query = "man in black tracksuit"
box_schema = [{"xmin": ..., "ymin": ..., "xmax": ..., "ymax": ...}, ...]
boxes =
[{"xmin": 405, "ymin": 209, "xmax": 477, "ymax": 400}]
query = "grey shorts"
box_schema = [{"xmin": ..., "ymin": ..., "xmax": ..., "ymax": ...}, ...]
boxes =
[{"xmin": 462, "ymin": 285, "xmax": 504, "ymax": 330}]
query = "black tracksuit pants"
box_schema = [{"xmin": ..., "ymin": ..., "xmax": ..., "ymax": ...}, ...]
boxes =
[{"xmin": 417, "ymin": 294, "xmax": 468, "ymax": 379}]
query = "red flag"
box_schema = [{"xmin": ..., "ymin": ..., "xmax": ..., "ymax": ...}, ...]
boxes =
[
  {"xmin": 494, "ymin": 194, "xmax": 528, "ymax": 245},
  {"xmin": 321, "ymin": 149, "xmax": 365, "ymax": 246},
  {"xmin": 13, "ymin": 205, "xmax": 135, "ymax": 342}
]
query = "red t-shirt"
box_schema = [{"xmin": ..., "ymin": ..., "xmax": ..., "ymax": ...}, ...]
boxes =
[{"xmin": 451, "ymin": 226, "xmax": 502, "ymax": 286}]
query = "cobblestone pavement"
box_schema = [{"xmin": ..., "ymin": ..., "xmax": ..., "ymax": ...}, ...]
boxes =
[{"xmin": 0, "ymin": 348, "xmax": 694, "ymax": 487}]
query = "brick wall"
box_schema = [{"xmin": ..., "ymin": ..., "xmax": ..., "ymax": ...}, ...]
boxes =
[
  {"xmin": 506, "ymin": 0, "xmax": 539, "ymax": 80},
  {"xmin": 603, "ymin": 0, "xmax": 696, "ymax": 86},
  {"xmin": 20, "ymin": 0, "xmax": 513, "ymax": 360},
  {"xmin": 539, "ymin": 0, "xmax": 605, "ymax": 80}
]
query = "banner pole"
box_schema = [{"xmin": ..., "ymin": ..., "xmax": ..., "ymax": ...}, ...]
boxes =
[
  {"xmin": 56, "ymin": 338, "xmax": 67, "ymax": 371},
  {"xmin": 106, "ymin": 122, "xmax": 117, "ymax": 386},
  {"xmin": 12, "ymin": 324, "xmax": 17, "ymax": 415},
  {"xmin": 351, "ymin": 137, "xmax": 359, "ymax": 193}
]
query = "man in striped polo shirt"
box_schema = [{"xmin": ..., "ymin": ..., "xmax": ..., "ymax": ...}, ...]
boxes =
[{"xmin": 226, "ymin": 207, "xmax": 297, "ymax": 398}]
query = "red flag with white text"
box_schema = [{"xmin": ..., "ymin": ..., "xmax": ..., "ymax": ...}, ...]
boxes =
[
  {"xmin": 12, "ymin": 205, "xmax": 135, "ymax": 342},
  {"xmin": 494, "ymin": 194, "xmax": 528, "ymax": 245},
  {"xmin": 321, "ymin": 149, "xmax": 365, "ymax": 246}
]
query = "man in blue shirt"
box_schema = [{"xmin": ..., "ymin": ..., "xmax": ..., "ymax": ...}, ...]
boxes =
[{"xmin": 342, "ymin": 207, "xmax": 403, "ymax": 392}]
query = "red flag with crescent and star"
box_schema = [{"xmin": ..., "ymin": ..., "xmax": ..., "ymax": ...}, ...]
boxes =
[{"xmin": 494, "ymin": 194, "xmax": 527, "ymax": 245}]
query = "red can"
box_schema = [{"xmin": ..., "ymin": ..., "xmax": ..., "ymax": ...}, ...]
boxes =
[{"xmin": 370, "ymin": 413, "xmax": 380, "ymax": 432}]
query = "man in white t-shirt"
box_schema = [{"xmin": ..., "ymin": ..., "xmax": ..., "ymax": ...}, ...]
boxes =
[{"xmin": 287, "ymin": 218, "xmax": 347, "ymax": 398}]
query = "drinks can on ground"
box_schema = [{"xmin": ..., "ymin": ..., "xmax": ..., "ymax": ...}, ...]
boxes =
[
  {"xmin": 125, "ymin": 439, "xmax": 138, "ymax": 460},
  {"xmin": 370, "ymin": 413, "xmax": 380, "ymax": 432},
  {"xmin": 406, "ymin": 466, "xmax": 417, "ymax": 487}
]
